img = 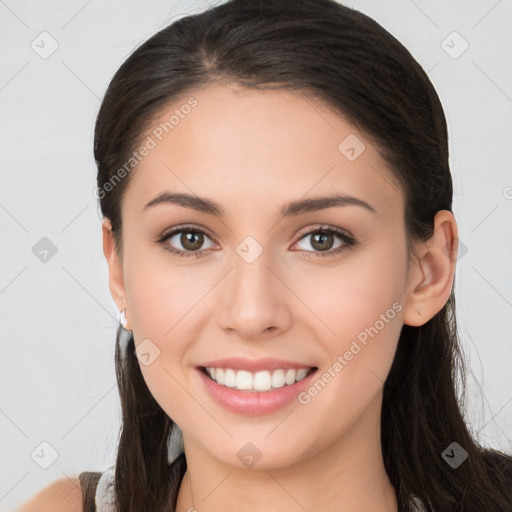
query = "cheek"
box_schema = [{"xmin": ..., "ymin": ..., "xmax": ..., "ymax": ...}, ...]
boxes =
[
  {"xmin": 122, "ymin": 251, "xmax": 215, "ymax": 422},
  {"xmin": 290, "ymin": 241, "xmax": 407, "ymax": 417},
  {"xmin": 292, "ymin": 242, "xmax": 406, "ymax": 347},
  {"xmin": 127, "ymin": 270, "xmax": 198, "ymax": 429},
  {"xmin": 124, "ymin": 243, "xmax": 211, "ymax": 341}
]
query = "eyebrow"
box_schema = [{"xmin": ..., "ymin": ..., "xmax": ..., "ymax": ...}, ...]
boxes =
[{"xmin": 143, "ymin": 192, "xmax": 376, "ymax": 217}]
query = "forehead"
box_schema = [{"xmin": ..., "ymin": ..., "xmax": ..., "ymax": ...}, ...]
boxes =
[{"xmin": 123, "ymin": 83, "xmax": 403, "ymax": 220}]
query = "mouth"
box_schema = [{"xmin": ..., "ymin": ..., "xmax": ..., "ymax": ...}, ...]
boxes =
[{"xmin": 198, "ymin": 365, "xmax": 318, "ymax": 393}]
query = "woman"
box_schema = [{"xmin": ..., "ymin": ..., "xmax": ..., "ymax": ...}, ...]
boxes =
[{"xmin": 20, "ymin": 0, "xmax": 512, "ymax": 511}]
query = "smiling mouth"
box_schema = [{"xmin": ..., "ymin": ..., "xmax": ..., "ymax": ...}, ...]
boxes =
[{"xmin": 199, "ymin": 366, "xmax": 317, "ymax": 393}]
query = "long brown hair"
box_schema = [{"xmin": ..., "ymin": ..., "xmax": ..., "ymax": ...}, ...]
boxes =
[{"xmin": 94, "ymin": 1, "xmax": 512, "ymax": 510}]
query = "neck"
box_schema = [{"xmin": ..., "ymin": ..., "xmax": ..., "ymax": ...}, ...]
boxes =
[{"xmin": 175, "ymin": 391, "xmax": 397, "ymax": 512}]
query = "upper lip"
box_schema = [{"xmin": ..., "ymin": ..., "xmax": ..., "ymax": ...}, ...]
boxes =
[{"xmin": 198, "ymin": 357, "xmax": 316, "ymax": 373}]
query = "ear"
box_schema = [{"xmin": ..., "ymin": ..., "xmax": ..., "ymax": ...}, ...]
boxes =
[
  {"xmin": 402, "ymin": 210, "xmax": 459, "ymax": 327},
  {"xmin": 102, "ymin": 218, "xmax": 131, "ymax": 330}
]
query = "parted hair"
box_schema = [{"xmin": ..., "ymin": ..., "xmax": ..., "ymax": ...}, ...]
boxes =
[{"xmin": 94, "ymin": 1, "xmax": 512, "ymax": 510}]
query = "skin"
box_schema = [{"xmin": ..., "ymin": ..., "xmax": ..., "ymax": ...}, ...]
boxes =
[
  {"xmin": 102, "ymin": 83, "xmax": 458, "ymax": 512},
  {"xmin": 19, "ymin": 477, "xmax": 82, "ymax": 512}
]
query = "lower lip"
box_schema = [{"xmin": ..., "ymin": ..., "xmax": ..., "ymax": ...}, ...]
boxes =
[{"xmin": 197, "ymin": 367, "xmax": 318, "ymax": 416}]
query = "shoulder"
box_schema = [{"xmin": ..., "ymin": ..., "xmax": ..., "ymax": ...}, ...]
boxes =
[{"xmin": 18, "ymin": 476, "xmax": 82, "ymax": 512}]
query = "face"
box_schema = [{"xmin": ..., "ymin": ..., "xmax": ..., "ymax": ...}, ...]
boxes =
[{"xmin": 107, "ymin": 83, "xmax": 416, "ymax": 470}]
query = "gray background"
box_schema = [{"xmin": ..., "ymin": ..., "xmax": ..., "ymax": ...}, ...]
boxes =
[{"xmin": 0, "ymin": 0, "xmax": 511, "ymax": 509}]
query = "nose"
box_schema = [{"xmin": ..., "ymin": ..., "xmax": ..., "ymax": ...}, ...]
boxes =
[{"xmin": 216, "ymin": 248, "xmax": 292, "ymax": 340}]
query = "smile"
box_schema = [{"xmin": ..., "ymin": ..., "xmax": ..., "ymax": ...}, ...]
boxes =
[
  {"xmin": 202, "ymin": 366, "xmax": 315, "ymax": 392},
  {"xmin": 197, "ymin": 362, "xmax": 319, "ymax": 415}
]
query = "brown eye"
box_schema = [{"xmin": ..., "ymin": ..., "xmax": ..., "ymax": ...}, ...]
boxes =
[
  {"xmin": 310, "ymin": 232, "xmax": 335, "ymax": 251},
  {"xmin": 293, "ymin": 226, "xmax": 356, "ymax": 257},
  {"xmin": 158, "ymin": 226, "xmax": 216, "ymax": 257},
  {"xmin": 180, "ymin": 231, "xmax": 204, "ymax": 251}
]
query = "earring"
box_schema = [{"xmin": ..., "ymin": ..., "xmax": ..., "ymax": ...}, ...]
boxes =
[{"xmin": 119, "ymin": 308, "xmax": 131, "ymax": 331}]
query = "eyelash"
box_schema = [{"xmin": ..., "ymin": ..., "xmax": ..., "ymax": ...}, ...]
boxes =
[{"xmin": 156, "ymin": 224, "xmax": 357, "ymax": 259}]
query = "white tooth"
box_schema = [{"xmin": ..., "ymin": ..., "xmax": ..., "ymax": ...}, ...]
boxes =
[
  {"xmin": 224, "ymin": 369, "xmax": 237, "ymax": 387},
  {"xmin": 236, "ymin": 370, "xmax": 253, "ymax": 390},
  {"xmin": 253, "ymin": 370, "xmax": 272, "ymax": 391},
  {"xmin": 271, "ymin": 369, "xmax": 286, "ymax": 388},
  {"xmin": 285, "ymin": 369, "xmax": 297, "ymax": 385},
  {"xmin": 208, "ymin": 367, "xmax": 310, "ymax": 391},
  {"xmin": 216, "ymin": 368, "xmax": 225, "ymax": 385},
  {"xmin": 296, "ymin": 368, "xmax": 309, "ymax": 382}
]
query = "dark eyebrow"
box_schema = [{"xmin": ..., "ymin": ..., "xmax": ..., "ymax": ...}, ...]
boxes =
[
  {"xmin": 280, "ymin": 195, "xmax": 376, "ymax": 216},
  {"xmin": 143, "ymin": 192, "xmax": 376, "ymax": 217},
  {"xmin": 144, "ymin": 192, "xmax": 223, "ymax": 216}
]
